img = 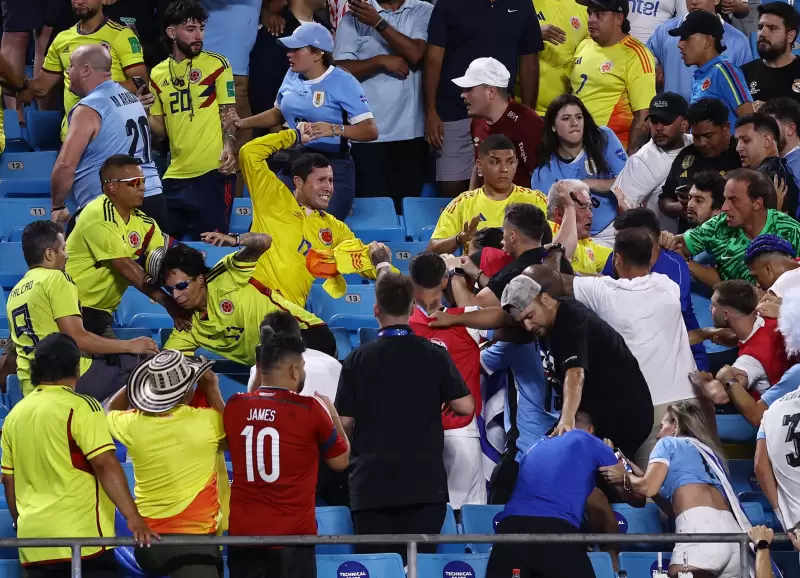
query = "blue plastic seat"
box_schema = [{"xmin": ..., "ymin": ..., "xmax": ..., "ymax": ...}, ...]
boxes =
[
  {"xmin": 0, "ymin": 243, "xmax": 27, "ymax": 289},
  {"xmin": 112, "ymin": 328, "xmax": 152, "ymax": 341},
  {"xmin": 612, "ymin": 503, "xmax": 665, "ymax": 550},
  {"xmin": 346, "ymin": 197, "xmax": 404, "ymax": 243},
  {"xmin": 3, "ymin": 113, "xmax": 29, "ymax": 153},
  {"xmin": 24, "ymin": 109, "xmax": 62, "ymax": 152},
  {"xmin": 181, "ymin": 242, "xmax": 238, "ymax": 267},
  {"xmin": 229, "ymin": 198, "xmax": 252, "ymax": 234},
  {"xmin": 742, "ymin": 501, "xmax": 766, "ymax": 526},
  {"xmin": 315, "ymin": 506, "xmax": 355, "ymax": 554},
  {"xmin": 5, "ymin": 375, "xmax": 22, "ymax": 410},
  {"xmin": 589, "ymin": 552, "xmax": 616, "ymax": 578},
  {"xmin": 217, "ymin": 374, "xmax": 246, "ymax": 402},
  {"xmin": 0, "ymin": 511, "xmax": 16, "ymax": 559},
  {"xmin": 728, "ymin": 459, "xmax": 761, "ymax": 497},
  {"xmin": 121, "ymin": 462, "xmax": 136, "ymax": 496},
  {"xmin": 0, "ymin": 151, "xmax": 57, "ymax": 180},
  {"xmin": 358, "ymin": 327, "xmax": 378, "ymax": 347},
  {"xmin": 0, "ymin": 290, "xmax": 7, "ymax": 332},
  {"xmin": 402, "ymin": 197, "xmax": 450, "ymax": 241},
  {"xmin": 0, "ymin": 559, "xmax": 21, "ymax": 577},
  {"xmin": 619, "ymin": 552, "xmax": 672, "ymax": 577},
  {"xmin": 388, "ymin": 241, "xmax": 428, "ymax": 274},
  {"xmin": 716, "ymin": 414, "xmax": 758, "ymax": 444},
  {"xmin": 461, "ymin": 504, "xmax": 502, "ymax": 554},
  {"xmin": 115, "ymin": 288, "xmax": 172, "ymax": 330},
  {"xmin": 316, "ymin": 554, "xmax": 405, "ymax": 578},
  {"xmin": 0, "ymin": 198, "xmax": 50, "ymax": 241},
  {"xmin": 418, "ymin": 553, "xmax": 489, "ymax": 578},
  {"xmin": 331, "ymin": 326, "xmax": 352, "ymax": 360},
  {"xmin": 439, "ymin": 503, "xmax": 465, "ymax": 554},
  {"xmin": 308, "ymin": 284, "xmax": 377, "ymax": 331}
]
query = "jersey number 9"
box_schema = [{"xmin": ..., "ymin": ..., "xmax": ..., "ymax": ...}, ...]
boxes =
[
  {"xmin": 10, "ymin": 304, "xmax": 39, "ymax": 354},
  {"xmin": 241, "ymin": 425, "xmax": 280, "ymax": 483}
]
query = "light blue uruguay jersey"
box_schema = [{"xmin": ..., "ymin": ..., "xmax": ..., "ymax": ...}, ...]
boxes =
[
  {"xmin": 70, "ymin": 80, "xmax": 162, "ymax": 208},
  {"xmin": 275, "ymin": 66, "xmax": 374, "ymax": 155}
]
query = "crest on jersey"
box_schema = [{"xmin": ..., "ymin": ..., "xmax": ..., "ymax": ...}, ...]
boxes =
[
  {"xmin": 571, "ymin": 16, "xmax": 581, "ymax": 29},
  {"xmin": 99, "ymin": 41, "xmax": 111, "ymax": 52},
  {"xmin": 793, "ymin": 79, "xmax": 800, "ymax": 93},
  {"xmin": 586, "ymin": 246, "xmax": 595, "ymax": 261},
  {"xmin": 128, "ymin": 231, "xmax": 141, "ymax": 248},
  {"xmin": 318, "ymin": 228, "xmax": 334, "ymax": 246},
  {"xmin": 749, "ymin": 81, "xmax": 759, "ymax": 95},
  {"xmin": 430, "ymin": 338, "xmax": 448, "ymax": 350},
  {"xmin": 313, "ymin": 90, "xmax": 325, "ymax": 108},
  {"xmin": 599, "ymin": 60, "xmax": 614, "ymax": 73},
  {"xmin": 682, "ymin": 155, "xmax": 694, "ymax": 170},
  {"xmin": 219, "ymin": 299, "xmax": 235, "ymax": 315},
  {"xmin": 701, "ymin": 77, "xmax": 711, "ymax": 91},
  {"xmin": 189, "ymin": 68, "xmax": 202, "ymax": 83}
]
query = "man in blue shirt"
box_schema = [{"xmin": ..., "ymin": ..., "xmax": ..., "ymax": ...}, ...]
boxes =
[
  {"xmin": 486, "ymin": 412, "xmax": 618, "ymax": 578},
  {"xmin": 668, "ymin": 11, "xmax": 754, "ymax": 127},
  {"xmin": 647, "ymin": 0, "xmax": 751, "ymax": 104}
]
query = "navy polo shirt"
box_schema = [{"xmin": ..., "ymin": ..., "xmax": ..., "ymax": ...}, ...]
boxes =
[{"xmin": 427, "ymin": 0, "xmax": 543, "ymax": 122}]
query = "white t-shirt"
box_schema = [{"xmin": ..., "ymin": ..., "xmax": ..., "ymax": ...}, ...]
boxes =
[
  {"xmin": 760, "ymin": 388, "xmax": 800, "ymax": 530},
  {"xmin": 573, "ymin": 272, "xmax": 697, "ymax": 405},
  {"xmin": 248, "ymin": 349, "xmax": 342, "ymax": 399},
  {"xmin": 628, "ymin": 0, "xmax": 689, "ymax": 44},
  {"xmin": 732, "ymin": 316, "xmax": 770, "ymax": 395},
  {"xmin": 771, "ymin": 267, "xmax": 800, "ymax": 299}
]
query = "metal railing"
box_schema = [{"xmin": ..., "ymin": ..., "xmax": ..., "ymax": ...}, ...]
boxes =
[{"xmin": 3, "ymin": 532, "xmax": 788, "ymax": 578}]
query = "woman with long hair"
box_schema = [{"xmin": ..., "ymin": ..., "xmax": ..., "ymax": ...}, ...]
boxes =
[
  {"xmin": 601, "ymin": 401, "xmax": 744, "ymax": 578},
  {"xmin": 532, "ymin": 94, "xmax": 627, "ymax": 194}
]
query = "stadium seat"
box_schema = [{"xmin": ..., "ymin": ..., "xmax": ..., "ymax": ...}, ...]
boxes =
[
  {"xmin": 358, "ymin": 327, "xmax": 378, "ymax": 347},
  {"xmin": 24, "ymin": 109, "xmax": 62, "ymax": 152},
  {"xmin": 589, "ymin": 552, "xmax": 615, "ymax": 578},
  {"xmin": 112, "ymin": 328, "xmax": 152, "ymax": 341},
  {"xmin": 315, "ymin": 506, "xmax": 355, "ymax": 554},
  {"xmin": 316, "ymin": 554, "xmax": 405, "ymax": 578},
  {"xmin": 388, "ymin": 241, "xmax": 428, "ymax": 274},
  {"xmin": 0, "ymin": 559, "xmax": 21, "ymax": 578},
  {"xmin": 0, "ymin": 291, "xmax": 7, "ymax": 333},
  {"xmin": 716, "ymin": 414, "xmax": 758, "ymax": 444},
  {"xmin": 728, "ymin": 459, "xmax": 761, "ymax": 497},
  {"xmin": 418, "ymin": 553, "xmax": 489, "ymax": 578},
  {"xmin": 308, "ymin": 284, "xmax": 377, "ymax": 332},
  {"xmin": 742, "ymin": 501, "xmax": 766, "ymax": 526},
  {"xmin": 331, "ymin": 326, "xmax": 352, "ymax": 360},
  {"xmin": 182, "ymin": 242, "xmax": 238, "ymax": 267},
  {"xmin": 346, "ymin": 197, "xmax": 405, "ymax": 243},
  {"xmin": 0, "ymin": 151, "xmax": 57, "ymax": 180},
  {"xmin": 0, "ymin": 510, "xmax": 18, "ymax": 559},
  {"xmin": 461, "ymin": 504, "xmax": 502, "ymax": 554},
  {"xmin": 4, "ymin": 375, "xmax": 22, "ymax": 410},
  {"xmin": 115, "ymin": 288, "xmax": 172, "ymax": 331},
  {"xmin": 229, "ymin": 198, "xmax": 252, "ymax": 234},
  {"xmin": 218, "ymin": 374, "xmax": 246, "ymax": 402},
  {"xmin": 439, "ymin": 503, "xmax": 465, "ymax": 554},
  {"xmin": 619, "ymin": 552, "xmax": 672, "ymax": 577},
  {"xmin": 0, "ymin": 198, "xmax": 50, "ymax": 241},
  {"xmin": 402, "ymin": 197, "xmax": 450, "ymax": 241},
  {"xmin": 3, "ymin": 114, "xmax": 29, "ymax": 153},
  {"xmin": 121, "ymin": 462, "xmax": 136, "ymax": 496},
  {"xmin": 0, "ymin": 243, "xmax": 27, "ymax": 289},
  {"xmin": 612, "ymin": 503, "xmax": 664, "ymax": 550}
]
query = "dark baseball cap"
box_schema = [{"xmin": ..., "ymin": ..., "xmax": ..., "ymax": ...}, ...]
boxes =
[
  {"xmin": 647, "ymin": 92, "xmax": 689, "ymax": 124},
  {"xmin": 668, "ymin": 10, "xmax": 723, "ymax": 40},
  {"xmin": 575, "ymin": 0, "xmax": 629, "ymax": 16}
]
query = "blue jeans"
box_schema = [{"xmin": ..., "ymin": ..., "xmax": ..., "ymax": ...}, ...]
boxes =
[{"xmin": 278, "ymin": 151, "xmax": 355, "ymax": 221}]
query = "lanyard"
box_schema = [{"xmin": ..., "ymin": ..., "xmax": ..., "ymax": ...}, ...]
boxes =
[{"xmin": 377, "ymin": 327, "xmax": 412, "ymax": 338}]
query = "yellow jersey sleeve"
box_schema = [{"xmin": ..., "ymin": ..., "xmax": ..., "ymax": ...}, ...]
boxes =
[
  {"xmin": 42, "ymin": 36, "xmax": 64, "ymax": 74},
  {"xmin": 590, "ymin": 241, "xmax": 612, "ymax": 273},
  {"xmin": 1, "ymin": 416, "xmax": 13, "ymax": 475},
  {"xmin": 83, "ymin": 220, "xmax": 130, "ymax": 261},
  {"xmin": 106, "ymin": 410, "xmax": 135, "ymax": 447},
  {"xmin": 73, "ymin": 395, "xmax": 116, "ymax": 461},
  {"xmin": 164, "ymin": 329, "xmax": 198, "ymax": 354},
  {"xmin": 624, "ymin": 39, "xmax": 656, "ymax": 112},
  {"xmin": 333, "ymin": 218, "xmax": 357, "ymax": 245},
  {"xmin": 240, "ymin": 129, "xmax": 300, "ymax": 216},
  {"xmin": 149, "ymin": 70, "xmax": 165, "ymax": 116},
  {"xmin": 49, "ymin": 272, "xmax": 82, "ymax": 321},
  {"xmin": 113, "ymin": 26, "xmax": 145, "ymax": 71},
  {"xmin": 431, "ymin": 196, "xmax": 465, "ymax": 240},
  {"xmin": 216, "ymin": 56, "xmax": 236, "ymax": 106}
]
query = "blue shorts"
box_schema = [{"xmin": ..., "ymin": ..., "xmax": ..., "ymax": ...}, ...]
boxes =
[{"xmin": 163, "ymin": 170, "xmax": 235, "ymax": 240}]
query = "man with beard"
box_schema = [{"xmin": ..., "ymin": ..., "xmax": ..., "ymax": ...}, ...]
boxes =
[
  {"xmin": 743, "ymin": 3, "xmax": 800, "ymax": 106},
  {"xmin": 686, "ymin": 170, "xmax": 725, "ymax": 227},
  {"xmin": 762, "ymin": 98, "xmax": 800, "ymax": 195},
  {"xmin": 147, "ymin": 0, "xmax": 238, "ymax": 241},
  {"xmin": 19, "ymin": 0, "xmax": 148, "ymax": 142}
]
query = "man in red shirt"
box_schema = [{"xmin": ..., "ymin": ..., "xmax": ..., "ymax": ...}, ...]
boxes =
[
  {"xmin": 452, "ymin": 57, "xmax": 544, "ymax": 190},
  {"xmin": 408, "ymin": 252, "xmax": 487, "ymax": 507},
  {"xmin": 223, "ymin": 312, "xmax": 350, "ymax": 578}
]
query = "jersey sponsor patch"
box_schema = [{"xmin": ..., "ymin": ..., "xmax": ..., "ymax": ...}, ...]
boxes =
[
  {"xmin": 312, "ymin": 90, "xmax": 325, "ymax": 108},
  {"xmin": 128, "ymin": 231, "xmax": 141, "ymax": 248},
  {"xmin": 682, "ymin": 155, "xmax": 694, "ymax": 170},
  {"xmin": 749, "ymin": 80, "xmax": 759, "ymax": 95},
  {"xmin": 615, "ymin": 148, "xmax": 627, "ymax": 162},
  {"xmin": 189, "ymin": 68, "xmax": 203, "ymax": 83},
  {"xmin": 128, "ymin": 37, "xmax": 142, "ymax": 54},
  {"xmin": 226, "ymin": 80, "xmax": 235, "ymax": 98},
  {"xmin": 571, "ymin": 16, "xmax": 581, "ymax": 29},
  {"xmin": 360, "ymin": 93, "xmax": 369, "ymax": 106},
  {"xmin": 219, "ymin": 299, "xmax": 235, "ymax": 315},
  {"xmin": 701, "ymin": 77, "xmax": 711, "ymax": 91},
  {"xmin": 318, "ymin": 228, "xmax": 333, "ymax": 246},
  {"xmin": 600, "ymin": 60, "xmax": 614, "ymax": 73}
]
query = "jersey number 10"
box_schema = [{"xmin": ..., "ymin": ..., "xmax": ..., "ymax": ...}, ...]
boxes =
[{"xmin": 241, "ymin": 425, "xmax": 280, "ymax": 483}]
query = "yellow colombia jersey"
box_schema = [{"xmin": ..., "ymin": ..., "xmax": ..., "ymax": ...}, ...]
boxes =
[
  {"xmin": 66, "ymin": 195, "xmax": 166, "ymax": 314},
  {"xmin": 107, "ymin": 406, "xmax": 225, "ymax": 534},
  {"xmin": 549, "ymin": 220, "xmax": 613, "ymax": 275},
  {"xmin": 164, "ymin": 254, "xmax": 324, "ymax": 365},
  {"xmin": 534, "ymin": 0, "xmax": 588, "ymax": 116},
  {"xmin": 150, "ymin": 51, "xmax": 236, "ymax": 180},
  {"xmin": 1, "ymin": 386, "xmax": 116, "ymax": 565},
  {"xmin": 431, "ymin": 186, "xmax": 549, "ymax": 241},
  {"xmin": 6, "ymin": 268, "xmax": 93, "ymax": 396},
  {"xmin": 240, "ymin": 129, "xmax": 360, "ymax": 308},
  {"xmin": 43, "ymin": 18, "xmax": 144, "ymax": 140},
  {"xmin": 570, "ymin": 35, "xmax": 656, "ymax": 149}
]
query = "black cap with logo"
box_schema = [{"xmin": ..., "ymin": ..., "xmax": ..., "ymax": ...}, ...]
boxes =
[
  {"xmin": 575, "ymin": 0, "xmax": 629, "ymax": 16},
  {"xmin": 647, "ymin": 92, "xmax": 689, "ymax": 124},
  {"xmin": 668, "ymin": 10, "xmax": 724, "ymax": 40}
]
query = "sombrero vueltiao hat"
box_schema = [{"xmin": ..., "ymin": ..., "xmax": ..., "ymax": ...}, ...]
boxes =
[{"xmin": 127, "ymin": 350, "xmax": 214, "ymax": 414}]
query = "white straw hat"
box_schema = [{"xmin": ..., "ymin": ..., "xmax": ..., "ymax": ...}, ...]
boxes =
[{"xmin": 126, "ymin": 350, "xmax": 214, "ymax": 414}]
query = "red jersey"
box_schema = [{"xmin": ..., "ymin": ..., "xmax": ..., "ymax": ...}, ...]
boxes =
[
  {"xmin": 471, "ymin": 100, "xmax": 543, "ymax": 187},
  {"xmin": 408, "ymin": 306, "xmax": 482, "ymax": 430},
  {"xmin": 739, "ymin": 316, "xmax": 791, "ymax": 391},
  {"xmin": 223, "ymin": 387, "xmax": 348, "ymax": 537}
]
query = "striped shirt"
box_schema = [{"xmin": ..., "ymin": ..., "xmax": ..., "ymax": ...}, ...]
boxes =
[{"xmin": 691, "ymin": 55, "xmax": 752, "ymax": 129}]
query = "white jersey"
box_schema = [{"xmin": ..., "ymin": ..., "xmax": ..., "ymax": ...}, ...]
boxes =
[
  {"xmin": 627, "ymin": 0, "xmax": 688, "ymax": 43},
  {"xmin": 760, "ymin": 388, "xmax": 800, "ymax": 530}
]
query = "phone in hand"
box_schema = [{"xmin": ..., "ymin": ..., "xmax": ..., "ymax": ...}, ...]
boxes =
[{"xmin": 133, "ymin": 76, "xmax": 149, "ymax": 95}]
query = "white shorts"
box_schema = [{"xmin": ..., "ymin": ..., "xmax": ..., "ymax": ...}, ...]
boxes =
[
  {"xmin": 443, "ymin": 434, "xmax": 486, "ymax": 509},
  {"xmin": 673, "ymin": 506, "xmax": 741, "ymax": 577}
]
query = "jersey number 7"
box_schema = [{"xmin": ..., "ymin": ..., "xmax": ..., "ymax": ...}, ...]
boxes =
[
  {"xmin": 241, "ymin": 425, "xmax": 280, "ymax": 483},
  {"xmin": 576, "ymin": 74, "xmax": 588, "ymax": 94}
]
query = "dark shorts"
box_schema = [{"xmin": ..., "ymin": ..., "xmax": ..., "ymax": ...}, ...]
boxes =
[
  {"xmin": 134, "ymin": 538, "xmax": 221, "ymax": 578},
  {"xmin": 228, "ymin": 545, "xmax": 316, "ymax": 578},
  {"xmin": 352, "ymin": 503, "xmax": 446, "ymax": 564},
  {"xmin": 77, "ymin": 352, "xmax": 145, "ymax": 402},
  {"xmin": 23, "ymin": 549, "xmax": 118, "ymax": 578},
  {"xmin": 2, "ymin": 0, "xmax": 63, "ymax": 31},
  {"xmin": 163, "ymin": 170, "xmax": 235, "ymax": 240}
]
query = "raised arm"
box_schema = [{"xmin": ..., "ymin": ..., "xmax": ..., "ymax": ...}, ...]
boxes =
[
  {"xmin": 200, "ymin": 231, "xmax": 273, "ymax": 263},
  {"xmin": 628, "ymin": 109, "xmax": 650, "ymax": 155},
  {"xmin": 218, "ymin": 103, "xmax": 239, "ymax": 175}
]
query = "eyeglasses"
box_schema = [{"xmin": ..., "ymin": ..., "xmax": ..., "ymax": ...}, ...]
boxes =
[
  {"xmin": 103, "ymin": 176, "xmax": 146, "ymax": 188},
  {"xmin": 164, "ymin": 279, "xmax": 194, "ymax": 294}
]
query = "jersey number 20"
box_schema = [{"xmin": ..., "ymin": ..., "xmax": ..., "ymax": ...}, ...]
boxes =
[
  {"xmin": 241, "ymin": 425, "xmax": 280, "ymax": 483},
  {"xmin": 126, "ymin": 117, "xmax": 152, "ymax": 164}
]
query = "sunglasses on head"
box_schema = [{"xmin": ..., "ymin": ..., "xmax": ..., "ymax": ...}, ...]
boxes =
[
  {"xmin": 164, "ymin": 279, "xmax": 193, "ymax": 294},
  {"xmin": 103, "ymin": 176, "xmax": 146, "ymax": 188}
]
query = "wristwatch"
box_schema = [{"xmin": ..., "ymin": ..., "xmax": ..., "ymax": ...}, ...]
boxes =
[
  {"xmin": 723, "ymin": 378, "xmax": 736, "ymax": 392},
  {"xmin": 755, "ymin": 539, "xmax": 770, "ymax": 551},
  {"xmin": 548, "ymin": 242, "xmax": 566, "ymax": 254},
  {"xmin": 374, "ymin": 18, "xmax": 389, "ymax": 32}
]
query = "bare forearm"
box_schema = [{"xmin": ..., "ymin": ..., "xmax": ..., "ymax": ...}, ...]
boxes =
[
  {"xmin": 423, "ymin": 46, "xmax": 444, "ymax": 113},
  {"xmin": 560, "ymin": 371, "xmax": 583, "ymax": 422},
  {"xmin": 2, "ymin": 477, "xmax": 17, "ymax": 523},
  {"xmin": 628, "ymin": 113, "xmax": 649, "ymax": 154},
  {"xmin": 106, "ymin": 387, "xmax": 130, "ymax": 412},
  {"xmin": 519, "ymin": 54, "xmax": 539, "ymax": 109},
  {"xmin": 0, "ymin": 55, "xmax": 25, "ymax": 90},
  {"xmin": 755, "ymin": 441, "xmax": 780, "ymax": 512},
  {"xmin": 687, "ymin": 261, "xmax": 722, "ymax": 288},
  {"xmin": 728, "ymin": 380, "xmax": 764, "ymax": 427},
  {"xmin": 450, "ymin": 276, "xmax": 478, "ymax": 307},
  {"xmin": 336, "ymin": 57, "xmax": 387, "ymax": 80},
  {"xmin": 235, "ymin": 232, "xmax": 272, "ymax": 262},
  {"xmin": 342, "ymin": 120, "xmax": 377, "ymax": 142},
  {"xmin": 553, "ymin": 207, "xmax": 578, "ymax": 260},
  {"xmin": 584, "ymin": 178, "xmax": 616, "ymax": 191},
  {"xmin": 427, "ymin": 236, "xmax": 460, "ymax": 255},
  {"xmin": 50, "ymin": 166, "xmax": 75, "ymax": 207},
  {"xmin": 241, "ymin": 108, "xmax": 283, "ymax": 130},
  {"xmin": 447, "ymin": 307, "xmax": 513, "ymax": 330},
  {"xmin": 659, "ymin": 197, "xmax": 684, "ymax": 218},
  {"xmin": 380, "ymin": 29, "xmax": 425, "ymax": 65},
  {"xmin": 148, "ymin": 114, "xmax": 166, "ymax": 141},
  {"xmin": 220, "ymin": 104, "xmax": 238, "ymax": 150},
  {"xmin": 71, "ymin": 329, "xmax": 134, "ymax": 356},
  {"xmin": 94, "ymin": 458, "xmax": 139, "ymax": 520}
]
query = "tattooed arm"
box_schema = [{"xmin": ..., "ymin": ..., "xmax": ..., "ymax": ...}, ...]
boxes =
[{"xmin": 219, "ymin": 103, "xmax": 239, "ymax": 175}]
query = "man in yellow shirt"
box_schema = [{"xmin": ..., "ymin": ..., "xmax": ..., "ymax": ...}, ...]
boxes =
[
  {"xmin": 547, "ymin": 180, "xmax": 613, "ymax": 274},
  {"xmin": 428, "ymin": 134, "xmax": 550, "ymax": 254},
  {"xmin": 1, "ymin": 333, "xmax": 156, "ymax": 572},
  {"xmin": 7, "ymin": 221, "xmax": 158, "ymax": 398},
  {"xmin": 20, "ymin": 0, "xmax": 147, "ymax": 141},
  {"xmin": 147, "ymin": 0, "xmax": 238, "ymax": 240},
  {"xmin": 66, "ymin": 154, "xmax": 188, "ymax": 338},
  {"xmin": 239, "ymin": 126, "xmax": 392, "ymax": 310},
  {"xmin": 570, "ymin": 0, "xmax": 655, "ymax": 153},
  {"xmin": 161, "ymin": 233, "xmax": 336, "ymax": 361}
]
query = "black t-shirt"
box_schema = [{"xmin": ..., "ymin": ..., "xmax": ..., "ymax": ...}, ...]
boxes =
[
  {"xmin": 545, "ymin": 299, "xmax": 653, "ymax": 446},
  {"xmin": 742, "ymin": 57, "xmax": 800, "ymax": 105},
  {"xmin": 488, "ymin": 248, "xmax": 545, "ymax": 299},
  {"xmin": 104, "ymin": 0, "xmax": 165, "ymax": 69},
  {"xmin": 335, "ymin": 326, "xmax": 470, "ymax": 511}
]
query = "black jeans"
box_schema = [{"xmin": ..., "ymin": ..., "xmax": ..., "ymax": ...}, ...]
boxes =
[
  {"xmin": 134, "ymin": 539, "xmax": 222, "ymax": 578},
  {"xmin": 487, "ymin": 516, "xmax": 596, "ymax": 578},
  {"xmin": 352, "ymin": 503, "xmax": 446, "ymax": 564},
  {"xmin": 227, "ymin": 546, "xmax": 316, "ymax": 578},
  {"xmin": 24, "ymin": 549, "xmax": 118, "ymax": 578}
]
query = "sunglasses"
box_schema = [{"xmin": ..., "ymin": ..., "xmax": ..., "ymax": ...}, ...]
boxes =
[
  {"xmin": 164, "ymin": 279, "xmax": 193, "ymax": 294},
  {"xmin": 103, "ymin": 176, "xmax": 146, "ymax": 188}
]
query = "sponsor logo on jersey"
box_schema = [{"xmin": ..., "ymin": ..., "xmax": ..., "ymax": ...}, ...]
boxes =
[
  {"xmin": 571, "ymin": 16, "xmax": 581, "ymax": 29},
  {"xmin": 99, "ymin": 41, "xmax": 111, "ymax": 52},
  {"xmin": 701, "ymin": 77, "xmax": 711, "ymax": 91},
  {"xmin": 507, "ymin": 110, "xmax": 519, "ymax": 122},
  {"xmin": 62, "ymin": 45, "xmax": 71, "ymax": 54},
  {"xmin": 793, "ymin": 79, "xmax": 800, "ymax": 93},
  {"xmin": 313, "ymin": 90, "xmax": 325, "ymax": 108},
  {"xmin": 749, "ymin": 80, "xmax": 759, "ymax": 95},
  {"xmin": 682, "ymin": 155, "xmax": 694, "ymax": 170},
  {"xmin": 128, "ymin": 231, "xmax": 141, "ymax": 248},
  {"xmin": 615, "ymin": 148, "xmax": 627, "ymax": 162},
  {"xmin": 318, "ymin": 228, "xmax": 333, "ymax": 245},
  {"xmin": 219, "ymin": 299, "xmax": 235, "ymax": 315},
  {"xmin": 189, "ymin": 68, "xmax": 202, "ymax": 83},
  {"xmin": 586, "ymin": 246, "xmax": 595, "ymax": 262},
  {"xmin": 160, "ymin": 78, "xmax": 169, "ymax": 87},
  {"xmin": 600, "ymin": 60, "xmax": 614, "ymax": 73},
  {"xmin": 359, "ymin": 93, "xmax": 369, "ymax": 106}
]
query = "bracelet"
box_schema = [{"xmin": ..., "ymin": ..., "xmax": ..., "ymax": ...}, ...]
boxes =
[
  {"xmin": 224, "ymin": 132, "xmax": 236, "ymax": 143},
  {"xmin": 231, "ymin": 233, "xmax": 241, "ymax": 247},
  {"xmin": 332, "ymin": 124, "xmax": 345, "ymax": 138},
  {"xmin": 51, "ymin": 204, "xmax": 66, "ymax": 212},
  {"xmin": 375, "ymin": 261, "xmax": 391, "ymax": 272}
]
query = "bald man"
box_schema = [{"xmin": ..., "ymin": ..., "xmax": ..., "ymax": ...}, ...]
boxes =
[{"xmin": 51, "ymin": 44, "xmax": 166, "ymax": 232}]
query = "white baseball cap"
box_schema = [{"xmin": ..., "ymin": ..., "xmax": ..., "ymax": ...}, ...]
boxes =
[{"xmin": 451, "ymin": 57, "xmax": 510, "ymax": 89}]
